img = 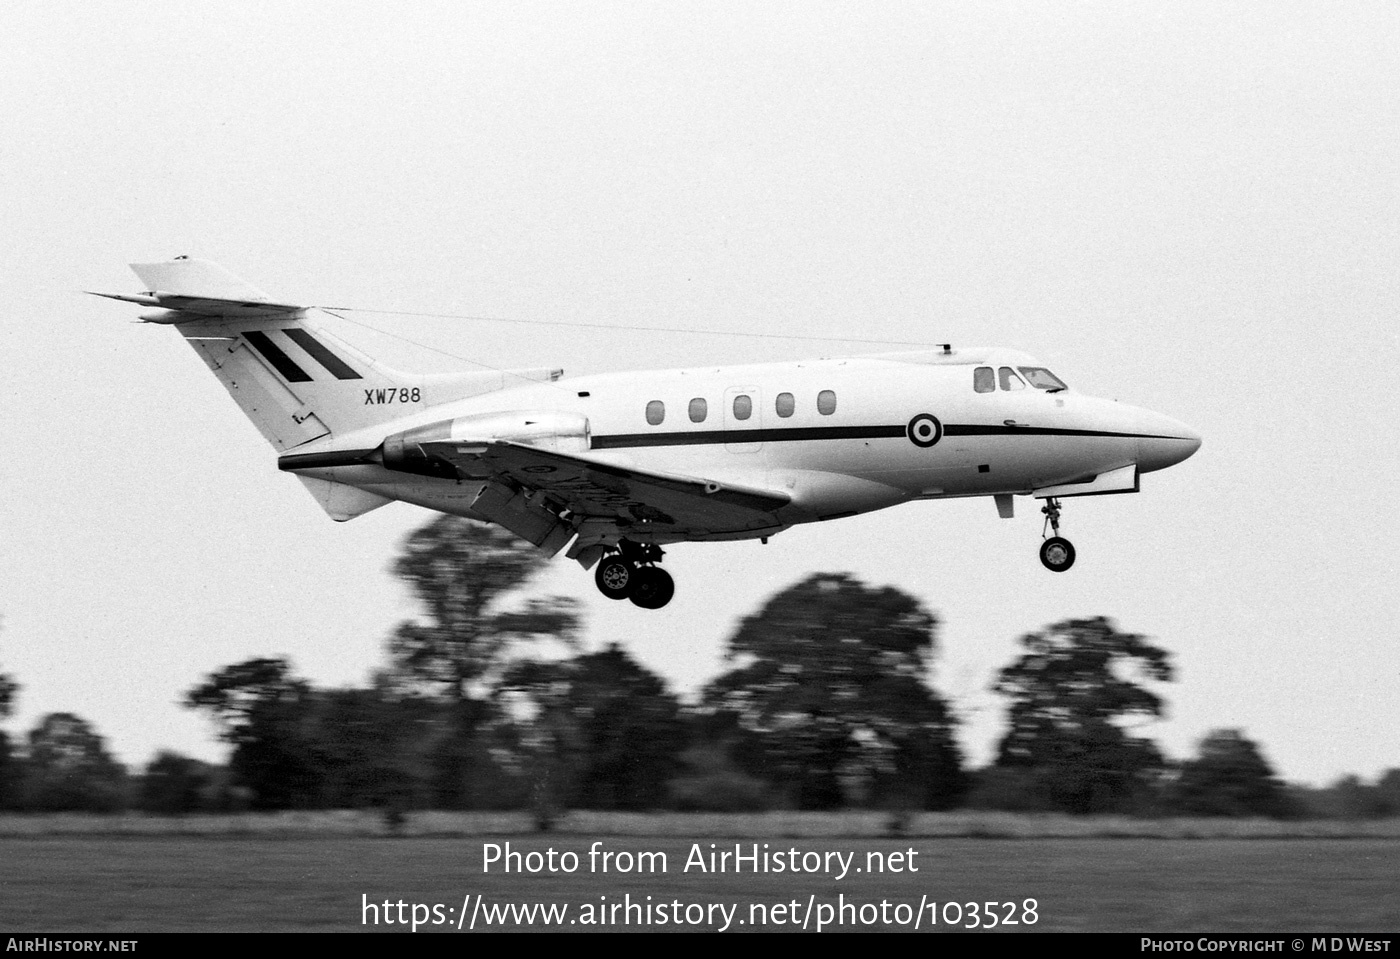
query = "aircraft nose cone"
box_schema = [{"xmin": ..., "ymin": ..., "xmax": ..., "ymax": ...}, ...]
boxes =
[{"xmin": 1136, "ymin": 413, "xmax": 1202, "ymax": 473}]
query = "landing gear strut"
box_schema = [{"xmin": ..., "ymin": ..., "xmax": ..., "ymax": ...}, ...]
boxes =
[
  {"xmin": 1039, "ymin": 497, "xmax": 1076, "ymax": 572},
  {"xmin": 592, "ymin": 540, "xmax": 675, "ymax": 608}
]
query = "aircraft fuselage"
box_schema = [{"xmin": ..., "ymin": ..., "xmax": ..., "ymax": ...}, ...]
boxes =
[
  {"xmin": 99, "ymin": 258, "xmax": 1202, "ymax": 605},
  {"xmin": 295, "ymin": 347, "xmax": 1200, "ymax": 540}
]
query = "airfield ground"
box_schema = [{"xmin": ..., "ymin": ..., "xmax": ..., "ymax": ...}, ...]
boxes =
[{"xmin": 1, "ymin": 818, "xmax": 1396, "ymax": 932}]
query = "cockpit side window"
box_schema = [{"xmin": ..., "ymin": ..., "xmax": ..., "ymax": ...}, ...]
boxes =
[
  {"xmin": 973, "ymin": 367, "xmax": 995, "ymax": 393},
  {"xmin": 1018, "ymin": 367, "xmax": 1068, "ymax": 391},
  {"xmin": 998, "ymin": 367, "xmax": 1026, "ymax": 391}
]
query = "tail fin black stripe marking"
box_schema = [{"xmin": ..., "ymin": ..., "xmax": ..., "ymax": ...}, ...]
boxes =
[
  {"xmin": 242, "ymin": 330, "xmax": 313, "ymax": 383},
  {"xmin": 283, "ymin": 328, "xmax": 363, "ymax": 380}
]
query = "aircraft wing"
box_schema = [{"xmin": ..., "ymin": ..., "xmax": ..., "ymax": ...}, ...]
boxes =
[{"xmin": 416, "ymin": 439, "xmax": 791, "ymax": 535}]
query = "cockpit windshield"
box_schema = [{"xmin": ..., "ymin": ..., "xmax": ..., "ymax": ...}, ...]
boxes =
[{"xmin": 1017, "ymin": 367, "xmax": 1067, "ymax": 392}]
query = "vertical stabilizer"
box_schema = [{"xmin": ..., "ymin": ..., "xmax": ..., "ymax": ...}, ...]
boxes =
[{"xmin": 98, "ymin": 258, "xmax": 561, "ymax": 453}]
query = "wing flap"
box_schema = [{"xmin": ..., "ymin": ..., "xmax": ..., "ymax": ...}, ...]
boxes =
[{"xmin": 417, "ymin": 440, "xmax": 790, "ymax": 533}]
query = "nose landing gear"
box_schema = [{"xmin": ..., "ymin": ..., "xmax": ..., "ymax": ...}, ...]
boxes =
[
  {"xmin": 593, "ymin": 540, "xmax": 675, "ymax": 608},
  {"xmin": 1038, "ymin": 497, "xmax": 1076, "ymax": 572}
]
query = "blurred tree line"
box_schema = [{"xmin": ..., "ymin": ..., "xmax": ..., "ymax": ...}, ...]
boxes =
[{"xmin": 1, "ymin": 518, "xmax": 1396, "ymax": 819}]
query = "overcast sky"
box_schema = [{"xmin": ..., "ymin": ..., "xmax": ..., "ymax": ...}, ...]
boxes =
[{"xmin": 3, "ymin": 1, "xmax": 1398, "ymax": 788}]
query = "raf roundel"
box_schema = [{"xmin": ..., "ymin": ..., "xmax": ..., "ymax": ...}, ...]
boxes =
[{"xmin": 907, "ymin": 413, "xmax": 943, "ymax": 449}]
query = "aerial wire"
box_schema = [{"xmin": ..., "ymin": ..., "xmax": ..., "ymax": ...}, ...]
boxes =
[
  {"xmin": 319, "ymin": 308, "xmax": 576, "ymax": 390},
  {"xmin": 317, "ymin": 305, "xmax": 947, "ymax": 391},
  {"xmin": 319, "ymin": 305, "xmax": 945, "ymax": 348}
]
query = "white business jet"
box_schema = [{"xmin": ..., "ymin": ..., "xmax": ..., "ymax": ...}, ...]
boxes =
[{"xmin": 94, "ymin": 257, "xmax": 1201, "ymax": 609}]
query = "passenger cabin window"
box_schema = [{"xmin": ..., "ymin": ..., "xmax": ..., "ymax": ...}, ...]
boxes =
[
  {"xmin": 688, "ymin": 397, "xmax": 708, "ymax": 422},
  {"xmin": 775, "ymin": 392, "xmax": 795, "ymax": 418},
  {"xmin": 1018, "ymin": 367, "xmax": 1068, "ymax": 391},
  {"xmin": 998, "ymin": 367, "xmax": 1026, "ymax": 391},
  {"xmin": 733, "ymin": 394, "xmax": 752, "ymax": 420},
  {"xmin": 817, "ymin": 390, "xmax": 837, "ymax": 415},
  {"xmin": 646, "ymin": 400, "xmax": 665, "ymax": 425},
  {"xmin": 974, "ymin": 367, "xmax": 995, "ymax": 393}
]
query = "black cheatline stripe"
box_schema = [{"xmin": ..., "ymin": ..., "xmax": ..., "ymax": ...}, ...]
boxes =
[
  {"xmin": 943, "ymin": 425, "xmax": 1190, "ymax": 440},
  {"xmin": 242, "ymin": 330, "xmax": 312, "ymax": 383},
  {"xmin": 591, "ymin": 425, "xmax": 907, "ymax": 449},
  {"xmin": 592, "ymin": 423, "xmax": 1192, "ymax": 449},
  {"xmin": 283, "ymin": 328, "xmax": 363, "ymax": 380}
]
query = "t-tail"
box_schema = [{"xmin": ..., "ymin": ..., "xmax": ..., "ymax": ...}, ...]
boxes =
[{"xmin": 92, "ymin": 257, "xmax": 561, "ymax": 520}]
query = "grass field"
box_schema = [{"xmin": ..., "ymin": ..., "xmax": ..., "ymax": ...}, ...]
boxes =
[
  {"xmin": 5, "ymin": 809, "xmax": 1400, "ymax": 838},
  {"xmin": 1, "ymin": 829, "xmax": 1397, "ymax": 932}
]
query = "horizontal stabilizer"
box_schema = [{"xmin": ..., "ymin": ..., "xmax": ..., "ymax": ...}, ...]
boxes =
[
  {"xmin": 89, "ymin": 257, "xmax": 306, "ymax": 321},
  {"xmin": 88, "ymin": 291, "xmax": 304, "ymax": 322}
]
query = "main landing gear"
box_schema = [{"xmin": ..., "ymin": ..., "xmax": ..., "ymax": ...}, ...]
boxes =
[
  {"xmin": 593, "ymin": 540, "xmax": 675, "ymax": 609},
  {"xmin": 1039, "ymin": 497, "xmax": 1076, "ymax": 572}
]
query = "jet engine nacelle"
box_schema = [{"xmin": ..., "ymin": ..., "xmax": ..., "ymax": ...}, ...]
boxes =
[{"xmin": 381, "ymin": 410, "xmax": 591, "ymax": 479}]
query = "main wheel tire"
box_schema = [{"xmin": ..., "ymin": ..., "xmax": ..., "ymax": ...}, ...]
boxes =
[
  {"xmin": 595, "ymin": 556, "xmax": 634, "ymax": 599},
  {"xmin": 1039, "ymin": 536, "xmax": 1076, "ymax": 572},
  {"xmin": 628, "ymin": 566, "xmax": 675, "ymax": 609}
]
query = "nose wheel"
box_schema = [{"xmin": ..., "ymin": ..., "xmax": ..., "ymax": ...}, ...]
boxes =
[
  {"xmin": 1039, "ymin": 498, "xmax": 1076, "ymax": 572},
  {"xmin": 592, "ymin": 540, "xmax": 675, "ymax": 608}
]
